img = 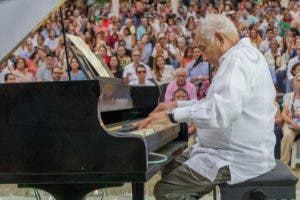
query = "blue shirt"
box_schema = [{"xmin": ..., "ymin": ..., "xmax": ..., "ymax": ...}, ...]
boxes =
[
  {"xmin": 70, "ymin": 70, "xmax": 86, "ymax": 80},
  {"xmin": 185, "ymin": 60, "xmax": 210, "ymax": 84}
]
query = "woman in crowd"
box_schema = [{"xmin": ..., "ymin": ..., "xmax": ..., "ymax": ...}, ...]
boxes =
[
  {"xmin": 123, "ymin": 27, "xmax": 135, "ymax": 50},
  {"xmin": 12, "ymin": 57, "xmax": 34, "ymax": 82},
  {"xmin": 70, "ymin": 57, "xmax": 86, "ymax": 80},
  {"xmin": 116, "ymin": 46, "xmax": 131, "ymax": 69},
  {"xmin": 26, "ymin": 51, "xmax": 40, "ymax": 77},
  {"xmin": 149, "ymin": 42, "xmax": 170, "ymax": 68},
  {"xmin": 152, "ymin": 55, "xmax": 175, "ymax": 86},
  {"xmin": 281, "ymin": 73, "xmax": 300, "ymax": 164},
  {"xmin": 180, "ymin": 46, "xmax": 194, "ymax": 68},
  {"xmin": 166, "ymin": 32, "xmax": 178, "ymax": 68},
  {"xmin": 108, "ymin": 56, "xmax": 123, "ymax": 78},
  {"xmin": 97, "ymin": 46, "xmax": 110, "ymax": 65},
  {"xmin": 286, "ymin": 63, "xmax": 300, "ymax": 93},
  {"xmin": 44, "ymin": 29, "xmax": 59, "ymax": 52}
]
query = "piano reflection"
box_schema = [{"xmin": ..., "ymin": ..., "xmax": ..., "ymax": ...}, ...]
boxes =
[{"xmin": 0, "ymin": 1, "xmax": 188, "ymax": 200}]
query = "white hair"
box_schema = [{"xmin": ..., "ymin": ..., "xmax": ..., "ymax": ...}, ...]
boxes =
[{"xmin": 198, "ymin": 14, "xmax": 238, "ymax": 42}]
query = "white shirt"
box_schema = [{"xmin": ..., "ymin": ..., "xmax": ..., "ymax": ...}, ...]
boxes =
[
  {"xmin": 287, "ymin": 56, "xmax": 299, "ymax": 80},
  {"xmin": 173, "ymin": 38, "xmax": 276, "ymax": 184},
  {"xmin": 122, "ymin": 62, "xmax": 153, "ymax": 83},
  {"xmin": 129, "ymin": 80, "xmax": 155, "ymax": 86}
]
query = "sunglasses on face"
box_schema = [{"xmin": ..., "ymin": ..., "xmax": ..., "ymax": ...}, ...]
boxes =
[{"xmin": 137, "ymin": 70, "xmax": 146, "ymax": 74}]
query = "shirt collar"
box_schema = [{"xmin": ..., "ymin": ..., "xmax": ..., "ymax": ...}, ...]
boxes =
[{"xmin": 219, "ymin": 38, "xmax": 251, "ymax": 64}]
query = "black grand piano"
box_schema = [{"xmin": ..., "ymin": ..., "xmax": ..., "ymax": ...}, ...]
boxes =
[
  {"xmin": 0, "ymin": 1, "xmax": 188, "ymax": 199},
  {"xmin": 0, "ymin": 77, "xmax": 188, "ymax": 200}
]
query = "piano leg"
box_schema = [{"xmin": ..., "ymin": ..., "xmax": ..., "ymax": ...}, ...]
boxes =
[{"xmin": 132, "ymin": 182, "xmax": 145, "ymax": 200}]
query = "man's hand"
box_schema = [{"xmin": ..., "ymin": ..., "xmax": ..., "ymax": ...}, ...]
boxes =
[
  {"xmin": 150, "ymin": 101, "xmax": 176, "ymax": 115},
  {"xmin": 137, "ymin": 111, "xmax": 170, "ymax": 129}
]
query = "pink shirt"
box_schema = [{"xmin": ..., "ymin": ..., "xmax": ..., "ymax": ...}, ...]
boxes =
[{"xmin": 164, "ymin": 80, "xmax": 197, "ymax": 102}]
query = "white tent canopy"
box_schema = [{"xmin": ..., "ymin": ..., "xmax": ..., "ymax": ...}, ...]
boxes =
[{"xmin": 0, "ymin": 0, "xmax": 65, "ymax": 62}]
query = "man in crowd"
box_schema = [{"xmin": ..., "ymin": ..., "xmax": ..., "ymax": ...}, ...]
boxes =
[
  {"xmin": 123, "ymin": 49, "xmax": 153, "ymax": 84},
  {"xmin": 138, "ymin": 14, "xmax": 276, "ymax": 200},
  {"xmin": 164, "ymin": 67, "xmax": 197, "ymax": 102},
  {"xmin": 51, "ymin": 66, "xmax": 63, "ymax": 81},
  {"xmin": 129, "ymin": 64, "xmax": 155, "ymax": 86},
  {"xmin": 36, "ymin": 53, "xmax": 56, "ymax": 82}
]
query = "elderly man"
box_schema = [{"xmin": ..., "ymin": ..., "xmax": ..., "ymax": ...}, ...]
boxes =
[
  {"xmin": 138, "ymin": 15, "xmax": 276, "ymax": 199},
  {"xmin": 164, "ymin": 68, "xmax": 197, "ymax": 102}
]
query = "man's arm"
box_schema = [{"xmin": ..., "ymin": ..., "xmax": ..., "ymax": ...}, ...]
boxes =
[{"xmin": 173, "ymin": 63, "xmax": 249, "ymax": 129}]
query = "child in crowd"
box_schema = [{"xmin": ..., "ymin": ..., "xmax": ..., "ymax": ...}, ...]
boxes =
[{"xmin": 173, "ymin": 88, "xmax": 196, "ymax": 136}]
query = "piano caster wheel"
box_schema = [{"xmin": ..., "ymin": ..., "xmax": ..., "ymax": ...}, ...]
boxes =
[{"xmin": 251, "ymin": 189, "xmax": 266, "ymax": 200}]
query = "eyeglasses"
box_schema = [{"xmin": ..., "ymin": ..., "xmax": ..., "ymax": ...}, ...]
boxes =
[
  {"xmin": 133, "ymin": 54, "xmax": 140, "ymax": 57},
  {"xmin": 53, "ymin": 72, "xmax": 62, "ymax": 75},
  {"xmin": 137, "ymin": 70, "xmax": 146, "ymax": 74}
]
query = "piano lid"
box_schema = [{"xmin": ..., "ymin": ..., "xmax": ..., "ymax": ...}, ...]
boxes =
[
  {"xmin": 67, "ymin": 34, "xmax": 113, "ymax": 78},
  {"xmin": 0, "ymin": 0, "xmax": 66, "ymax": 63}
]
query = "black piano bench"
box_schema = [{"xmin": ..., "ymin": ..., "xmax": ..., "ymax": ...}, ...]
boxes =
[{"xmin": 216, "ymin": 160, "xmax": 298, "ymax": 200}]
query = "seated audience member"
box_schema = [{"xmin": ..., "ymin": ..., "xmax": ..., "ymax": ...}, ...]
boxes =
[
  {"xmin": 70, "ymin": 57, "xmax": 86, "ymax": 80},
  {"xmin": 180, "ymin": 46, "xmax": 194, "ymax": 68},
  {"xmin": 173, "ymin": 88, "xmax": 196, "ymax": 135},
  {"xmin": 116, "ymin": 46, "xmax": 131, "ymax": 69},
  {"xmin": 4, "ymin": 73, "xmax": 16, "ymax": 83},
  {"xmin": 123, "ymin": 49, "xmax": 153, "ymax": 84},
  {"xmin": 185, "ymin": 47, "xmax": 209, "ymax": 87},
  {"xmin": 0, "ymin": 61, "xmax": 9, "ymax": 83},
  {"xmin": 108, "ymin": 56, "xmax": 123, "ymax": 78},
  {"xmin": 148, "ymin": 42, "xmax": 170, "ymax": 68},
  {"xmin": 281, "ymin": 73, "xmax": 300, "ymax": 164},
  {"xmin": 12, "ymin": 57, "xmax": 34, "ymax": 83},
  {"xmin": 152, "ymin": 55, "xmax": 175, "ymax": 86},
  {"xmin": 129, "ymin": 64, "xmax": 155, "ymax": 86},
  {"xmin": 286, "ymin": 63, "xmax": 300, "ymax": 93},
  {"xmin": 51, "ymin": 66, "xmax": 63, "ymax": 81},
  {"xmin": 36, "ymin": 53, "xmax": 56, "ymax": 82},
  {"xmin": 26, "ymin": 50, "xmax": 40, "ymax": 76},
  {"xmin": 164, "ymin": 67, "xmax": 197, "ymax": 102}
]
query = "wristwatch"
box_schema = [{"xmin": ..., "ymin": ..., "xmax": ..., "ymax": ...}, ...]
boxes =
[{"xmin": 166, "ymin": 108, "xmax": 177, "ymax": 123}]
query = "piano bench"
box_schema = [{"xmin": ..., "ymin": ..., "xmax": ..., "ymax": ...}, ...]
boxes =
[{"xmin": 215, "ymin": 160, "xmax": 298, "ymax": 200}]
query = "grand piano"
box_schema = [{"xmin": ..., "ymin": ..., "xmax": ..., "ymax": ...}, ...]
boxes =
[{"xmin": 0, "ymin": 1, "xmax": 188, "ymax": 200}]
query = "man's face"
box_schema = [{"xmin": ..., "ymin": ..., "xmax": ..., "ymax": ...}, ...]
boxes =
[
  {"xmin": 266, "ymin": 30, "xmax": 274, "ymax": 40},
  {"xmin": 136, "ymin": 66, "xmax": 146, "ymax": 79},
  {"xmin": 175, "ymin": 71, "xmax": 187, "ymax": 86},
  {"xmin": 45, "ymin": 56, "xmax": 54, "ymax": 69},
  {"xmin": 197, "ymin": 35, "xmax": 222, "ymax": 67},
  {"xmin": 132, "ymin": 51, "xmax": 141, "ymax": 63},
  {"xmin": 26, "ymin": 41, "xmax": 34, "ymax": 51},
  {"xmin": 52, "ymin": 68, "xmax": 62, "ymax": 81}
]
